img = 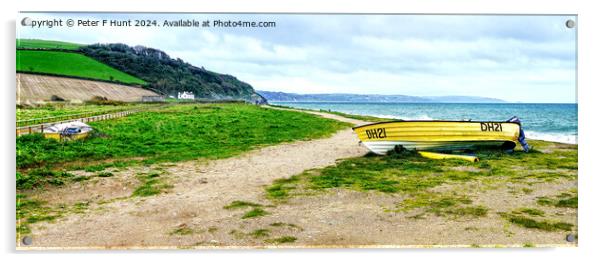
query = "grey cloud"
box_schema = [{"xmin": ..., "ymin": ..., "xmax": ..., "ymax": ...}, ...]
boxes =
[{"xmin": 17, "ymin": 13, "xmax": 576, "ymax": 102}]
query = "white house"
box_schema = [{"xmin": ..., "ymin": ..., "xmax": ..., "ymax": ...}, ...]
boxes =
[{"xmin": 177, "ymin": 91, "xmax": 195, "ymax": 100}]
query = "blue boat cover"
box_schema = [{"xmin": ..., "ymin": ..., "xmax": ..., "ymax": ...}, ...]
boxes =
[{"xmin": 507, "ymin": 116, "xmax": 530, "ymax": 152}]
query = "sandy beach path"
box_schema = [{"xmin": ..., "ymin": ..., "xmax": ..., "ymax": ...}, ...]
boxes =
[{"xmin": 24, "ymin": 107, "xmax": 371, "ymax": 248}]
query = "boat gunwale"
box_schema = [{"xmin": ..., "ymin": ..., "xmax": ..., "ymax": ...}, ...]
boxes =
[
  {"xmin": 361, "ymin": 139, "xmax": 516, "ymax": 144},
  {"xmin": 351, "ymin": 120, "xmax": 522, "ymax": 130}
]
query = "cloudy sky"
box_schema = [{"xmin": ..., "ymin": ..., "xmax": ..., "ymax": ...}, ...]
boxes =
[{"xmin": 17, "ymin": 13, "xmax": 577, "ymax": 103}]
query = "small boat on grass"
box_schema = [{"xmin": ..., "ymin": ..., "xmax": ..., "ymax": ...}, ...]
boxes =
[
  {"xmin": 352, "ymin": 117, "xmax": 529, "ymax": 155},
  {"xmin": 43, "ymin": 121, "xmax": 93, "ymax": 141}
]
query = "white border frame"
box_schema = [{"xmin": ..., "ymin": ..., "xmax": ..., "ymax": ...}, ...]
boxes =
[{"xmin": 2, "ymin": 1, "xmax": 601, "ymax": 261}]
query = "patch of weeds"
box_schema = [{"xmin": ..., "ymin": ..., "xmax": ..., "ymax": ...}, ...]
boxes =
[
  {"xmin": 207, "ymin": 226, "xmax": 218, "ymax": 233},
  {"xmin": 537, "ymin": 191, "xmax": 578, "ymax": 209},
  {"xmin": 308, "ymin": 152, "xmax": 448, "ymax": 194},
  {"xmin": 451, "ymin": 206, "xmax": 489, "ymax": 218},
  {"xmin": 269, "ymin": 222, "xmax": 303, "ymax": 230},
  {"xmin": 17, "ymin": 224, "xmax": 31, "ymax": 235},
  {"xmin": 224, "ymin": 200, "xmax": 262, "ymax": 209},
  {"xmin": 266, "ymin": 176, "xmax": 300, "ymax": 200},
  {"xmin": 264, "ymin": 236, "xmax": 297, "ymax": 244},
  {"xmin": 536, "ymin": 197, "xmax": 555, "ymax": 206},
  {"xmin": 26, "ymin": 214, "xmax": 58, "ymax": 223},
  {"xmin": 170, "ymin": 224, "xmax": 194, "ymax": 236},
  {"xmin": 242, "ymin": 208, "xmax": 269, "ymax": 219},
  {"xmin": 265, "ymin": 148, "xmax": 503, "ymax": 200},
  {"xmin": 514, "ymin": 208, "xmax": 545, "ymax": 217},
  {"xmin": 556, "ymin": 197, "xmax": 578, "ymax": 208},
  {"xmin": 481, "ymin": 141, "xmax": 577, "ymax": 182},
  {"xmin": 97, "ymin": 172, "xmax": 114, "ymax": 177},
  {"xmin": 524, "ymin": 243, "xmax": 535, "ymax": 248},
  {"xmin": 16, "ymin": 195, "xmax": 61, "ymax": 235},
  {"xmin": 397, "ymin": 192, "xmax": 487, "ymax": 219},
  {"xmin": 499, "ymin": 212, "xmax": 573, "ymax": 231},
  {"xmin": 72, "ymin": 175, "xmax": 91, "ymax": 182},
  {"xmin": 16, "ymin": 195, "xmax": 91, "ymax": 237},
  {"xmin": 16, "ymin": 168, "xmax": 74, "ymax": 190},
  {"xmin": 72, "ymin": 202, "xmax": 89, "ymax": 214},
  {"xmin": 84, "ymin": 165, "xmax": 107, "ymax": 172},
  {"xmin": 249, "ymin": 229, "xmax": 270, "ymax": 238},
  {"xmin": 229, "ymin": 229, "xmax": 246, "ymax": 239},
  {"xmin": 72, "ymin": 161, "xmax": 134, "ymax": 172},
  {"xmin": 131, "ymin": 171, "xmax": 172, "ymax": 197},
  {"xmin": 223, "ymin": 200, "xmax": 271, "ymax": 220},
  {"xmin": 260, "ymin": 139, "xmax": 576, "ymax": 221},
  {"xmin": 521, "ymin": 188, "xmax": 534, "ymax": 194}
]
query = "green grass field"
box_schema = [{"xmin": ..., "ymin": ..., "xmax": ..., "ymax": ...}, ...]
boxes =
[
  {"xmin": 17, "ymin": 104, "xmax": 148, "ymax": 122},
  {"xmin": 17, "ymin": 50, "xmax": 146, "ymax": 85},
  {"xmin": 16, "ymin": 103, "xmax": 350, "ymax": 172},
  {"xmin": 17, "ymin": 39, "xmax": 83, "ymax": 50}
]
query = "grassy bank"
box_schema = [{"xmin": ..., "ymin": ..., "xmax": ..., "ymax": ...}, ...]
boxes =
[
  {"xmin": 17, "ymin": 39, "xmax": 83, "ymax": 50},
  {"xmin": 265, "ymin": 140, "xmax": 577, "ymax": 233},
  {"xmin": 17, "ymin": 50, "xmax": 146, "ymax": 85},
  {"xmin": 17, "ymin": 103, "xmax": 350, "ymax": 174},
  {"xmin": 267, "ymin": 140, "xmax": 576, "ymax": 199}
]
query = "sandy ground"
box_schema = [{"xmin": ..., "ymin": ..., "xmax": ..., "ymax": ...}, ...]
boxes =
[{"xmin": 18, "ymin": 109, "xmax": 577, "ymax": 249}]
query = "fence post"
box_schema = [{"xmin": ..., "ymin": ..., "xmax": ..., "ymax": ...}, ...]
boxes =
[{"xmin": 28, "ymin": 126, "xmax": 32, "ymax": 134}]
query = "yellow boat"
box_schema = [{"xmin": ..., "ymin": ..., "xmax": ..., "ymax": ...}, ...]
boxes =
[
  {"xmin": 352, "ymin": 120, "xmax": 523, "ymax": 155},
  {"xmin": 43, "ymin": 132, "xmax": 90, "ymax": 141}
]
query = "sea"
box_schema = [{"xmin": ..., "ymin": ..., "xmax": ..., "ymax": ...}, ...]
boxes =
[{"xmin": 272, "ymin": 102, "xmax": 578, "ymax": 144}]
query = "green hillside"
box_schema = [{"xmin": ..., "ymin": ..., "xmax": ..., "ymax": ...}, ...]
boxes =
[
  {"xmin": 80, "ymin": 44, "xmax": 266, "ymax": 103},
  {"xmin": 17, "ymin": 39, "xmax": 83, "ymax": 50},
  {"xmin": 17, "ymin": 50, "xmax": 146, "ymax": 85},
  {"xmin": 15, "ymin": 39, "xmax": 266, "ymax": 103}
]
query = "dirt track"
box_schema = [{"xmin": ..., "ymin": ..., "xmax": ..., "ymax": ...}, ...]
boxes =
[
  {"xmin": 22, "ymin": 110, "xmax": 371, "ymax": 248},
  {"xmin": 20, "ymin": 109, "xmax": 577, "ymax": 249}
]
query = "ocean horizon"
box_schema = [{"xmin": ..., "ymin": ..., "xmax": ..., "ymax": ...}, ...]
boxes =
[{"xmin": 272, "ymin": 102, "xmax": 578, "ymax": 145}]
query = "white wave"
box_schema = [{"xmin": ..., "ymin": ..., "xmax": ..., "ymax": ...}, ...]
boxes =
[
  {"xmin": 371, "ymin": 114, "xmax": 403, "ymax": 119},
  {"xmin": 525, "ymin": 131, "xmax": 577, "ymax": 144},
  {"xmin": 371, "ymin": 114, "xmax": 433, "ymax": 120}
]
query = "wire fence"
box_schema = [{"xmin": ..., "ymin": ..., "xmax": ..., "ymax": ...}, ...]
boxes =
[
  {"xmin": 16, "ymin": 108, "xmax": 137, "ymax": 127},
  {"xmin": 16, "ymin": 110, "xmax": 138, "ymax": 136}
]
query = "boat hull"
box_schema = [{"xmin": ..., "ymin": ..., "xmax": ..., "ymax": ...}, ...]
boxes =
[
  {"xmin": 352, "ymin": 121, "xmax": 520, "ymax": 155},
  {"xmin": 44, "ymin": 133, "xmax": 89, "ymax": 141}
]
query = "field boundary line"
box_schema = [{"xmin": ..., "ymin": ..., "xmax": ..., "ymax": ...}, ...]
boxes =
[{"xmin": 16, "ymin": 105, "xmax": 162, "ymax": 136}]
